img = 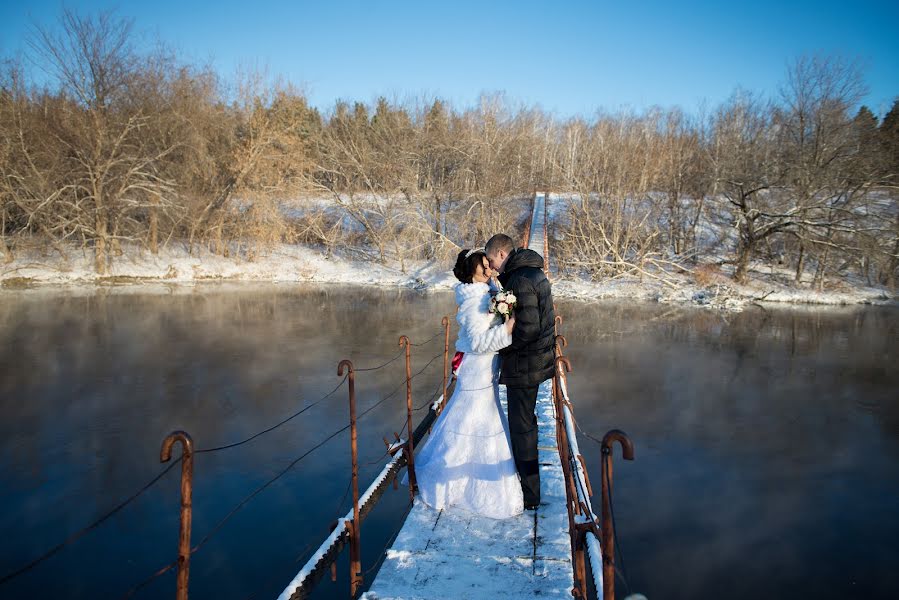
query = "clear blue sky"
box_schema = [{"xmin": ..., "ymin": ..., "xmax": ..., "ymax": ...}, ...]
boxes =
[{"xmin": 2, "ymin": 0, "xmax": 897, "ymax": 118}]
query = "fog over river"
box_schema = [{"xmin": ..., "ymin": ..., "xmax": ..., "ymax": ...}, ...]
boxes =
[{"xmin": 1, "ymin": 284, "xmax": 896, "ymax": 599}]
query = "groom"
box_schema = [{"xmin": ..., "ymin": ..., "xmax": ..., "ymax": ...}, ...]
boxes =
[{"xmin": 485, "ymin": 233, "xmax": 556, "ymax": 511}]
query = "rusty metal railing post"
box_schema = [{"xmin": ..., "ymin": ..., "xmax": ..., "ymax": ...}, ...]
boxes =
[
  {"xmin": 522, "ymin": 193, "xmax": 535, "ymax": 247},
  {"xmin": 337, "ymin": 359, "xmax": 363, "ymax": 596},
  {"xmin": 554, "ymin": 334, "xmax": 567, "ymax": 359},
  {"xmin": 398, "ymin": 336, "xmax": 417, "ymax": 501},
  {"xmin": 553, "ymin": 355, "xmax": 586, "ymax": 598},
  {"xmin": 600, "ymin": 429, "xmax": 635, "ymax": 600},
  {"xmin": 543, "ymin": 192, "xmax": 550, "ymax": 273},
  {"xmin": 160, "ymin": 431, "xmax": 194, "ymax": 600},
  {"xmin": 441, "ymin": 316, "xmax": 450, "ymax": 412},
  {"xmin": 555, "ymin": 357, "xmax": 578, "ymax": 514}
]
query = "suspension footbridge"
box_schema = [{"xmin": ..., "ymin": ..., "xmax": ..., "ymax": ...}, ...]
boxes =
[{"xmin": 279, "ymin": 192, "xmax": 636, "ymax": 600}]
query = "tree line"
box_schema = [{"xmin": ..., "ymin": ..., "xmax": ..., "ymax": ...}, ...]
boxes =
[{"xmin": 1, "ymin": 10, "xmax": 897, "ymax": 288}]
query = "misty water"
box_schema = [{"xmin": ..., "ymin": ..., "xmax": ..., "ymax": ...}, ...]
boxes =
[{"xmin": 0, "ymin": 283, "xmax": 897, "ymax": 599}]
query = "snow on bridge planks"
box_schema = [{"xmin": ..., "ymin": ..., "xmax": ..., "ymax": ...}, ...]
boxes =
[
  {"xmin": 527, "ymin": 192, "xmax": 547, "ymax": 257},
  {"xmin": 361, "ymin": 193, "xmax": 573, "ymax": 599},
  {"xmin": 360, "ymin": 382, "xmax": 573, "ymax": 599}
]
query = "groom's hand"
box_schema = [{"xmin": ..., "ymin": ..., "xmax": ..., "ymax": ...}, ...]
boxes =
[{"xmin": 505, "ymin": 315, "xmax": 516, "ymax": 334}]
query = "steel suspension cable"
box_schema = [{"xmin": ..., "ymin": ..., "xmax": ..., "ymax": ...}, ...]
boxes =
[
  {"xmin": 356, "ymin": 350, "xmax": 445, "ymax": 420},
  {"xmin": 195, "ymin": 330, "xmax": 441, "ymax": 454},
  {"xmin": 602, "ymin": 456, "xmax": 632, "ymax": 596},
  {"xmin": 11, "ymin": 329, "xmax": 445, "ymax": 595},
  {"xmin": 194, "ymin": 331, "xmax": 443, "ymax": 454},
  {"xmin": 9, "ymin": 373, "xmax": 346, "ymax": 592},
  {"xmin": 409, "ymin": 329, "xmax": 444, "ymax": 347},
  {"xmin": 353, "ymin": 347, "xmax": 406, "ymax": 372},
  {"xmin": 165, "ymin": 349, "xmax": 447, "ymax": 568},
  {"xmin": 196, "ymin": 375, "xmax": 348, "ymax": 454},
  {"xmin": 361, "ymin": 500, "xmax": 415, "ymax": 579},
  {"xmin": 241, "ymin": 477, "xmax": 352, "ymax": 600},
  {"xmin": 0, "ymin": 458, "xmax": 182, "ymax": 587},
  {"xmin": 119, "ymin": 557, "xmax": 179, "ymax": 599}
]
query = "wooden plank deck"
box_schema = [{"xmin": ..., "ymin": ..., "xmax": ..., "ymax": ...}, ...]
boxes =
[
  {"xmin": 361, "ymin": 381, "xmax": 573, "ymax": 598},
  {"xmin": 527, "ymin": 192, "xmax": 547, "ymax": 255}
]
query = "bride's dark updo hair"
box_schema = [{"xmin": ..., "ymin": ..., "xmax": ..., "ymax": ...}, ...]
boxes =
[{"xmin": 453, "ymin": 249, "xmax": 485, "ymax": 283}]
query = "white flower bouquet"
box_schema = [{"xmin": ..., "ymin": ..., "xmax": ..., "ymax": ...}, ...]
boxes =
[{"xmin": 489, "ymin": 290, "xmax": 517, "ymax": 320}]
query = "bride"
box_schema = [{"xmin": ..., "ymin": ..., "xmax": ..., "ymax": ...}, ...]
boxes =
[{"xmin": 412, "ymin": 248, "xmax": 524, "ymax": 519}]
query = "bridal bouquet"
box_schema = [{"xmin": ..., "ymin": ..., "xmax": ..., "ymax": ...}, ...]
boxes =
[{"xmin": 489, "ymin": 290, "xmax": 517, "ymax": 320}]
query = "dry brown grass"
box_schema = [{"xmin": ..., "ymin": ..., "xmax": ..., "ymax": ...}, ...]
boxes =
[{"xmin": 693, "ymin": 262, "xmax": 726, "ymax": 287}]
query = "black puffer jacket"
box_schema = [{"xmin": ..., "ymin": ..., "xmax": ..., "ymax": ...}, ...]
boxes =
[{"xmin": 497, "ymin": 248, "xmax": 556, "ymax": 387}]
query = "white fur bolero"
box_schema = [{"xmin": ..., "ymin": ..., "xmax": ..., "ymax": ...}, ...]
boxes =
[{"xmin": 453, "ymin": 282, "xmax": 512, "ymax": 355}]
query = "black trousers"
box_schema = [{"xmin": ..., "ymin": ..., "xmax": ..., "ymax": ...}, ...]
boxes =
[{"xmin": 507, "ymin": 384, "xmax": 540, "ymax": 506}]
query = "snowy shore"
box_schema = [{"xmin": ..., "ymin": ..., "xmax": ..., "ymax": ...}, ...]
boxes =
[{"xmin": 1, "ymin": 242, "xmax": 894, "ymax": 310}]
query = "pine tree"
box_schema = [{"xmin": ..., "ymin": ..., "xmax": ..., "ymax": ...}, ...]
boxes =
[
  {"xmin": 880, "ymin": 99, "xmax": 899, "ymax": 183},
  {"xmin": 877, "ymin": 99, "xmax": 899, "ymax": 288},
  {"xmin": 854, "ymin": 105, "xmax": 878, "ymax": 137},
  {"xmin": 851, "ymin": 105, "xmax": 880, "ymax": 182}
]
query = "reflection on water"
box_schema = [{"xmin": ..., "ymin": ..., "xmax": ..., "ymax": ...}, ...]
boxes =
[
  {"xmin": 561, "ymin": 302, "xmax": 899, "ymax": 600},
  {"xmin": 0, "ymin": 285, "xmax": 897, "ymax": 599},
  {"xmin": 0, "ymin": 284, "xmax": 455, "ymax": 599}
]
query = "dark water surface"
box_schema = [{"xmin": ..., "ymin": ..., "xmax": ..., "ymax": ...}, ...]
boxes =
[{"xmin": 0, "ymin": 284, "xmax": 897, "ymax": 599}]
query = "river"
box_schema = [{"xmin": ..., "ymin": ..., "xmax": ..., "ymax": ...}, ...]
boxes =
[{"xmin": 1, "ymin": 283, "xmax": 896, "ymax": 599}]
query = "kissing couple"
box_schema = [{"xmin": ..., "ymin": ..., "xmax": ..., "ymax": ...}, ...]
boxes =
[{"xmin": 414, "ymin": 233, "xmax": 556, "ymax": 518}]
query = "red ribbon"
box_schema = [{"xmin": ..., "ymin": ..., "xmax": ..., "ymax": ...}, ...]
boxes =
[{"xmin": 451, "ymin": 351, "xmax": 464, "ymax": 374}]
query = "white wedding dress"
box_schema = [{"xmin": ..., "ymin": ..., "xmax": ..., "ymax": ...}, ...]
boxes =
[{"xmin": 412, "ymin": 281, "xmax": 524, "ymax": 519}]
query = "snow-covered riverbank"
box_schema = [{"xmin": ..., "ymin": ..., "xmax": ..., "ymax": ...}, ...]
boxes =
[{"xmin": 1, "ymin": 242, "xmax": 894, "ymax": 310}]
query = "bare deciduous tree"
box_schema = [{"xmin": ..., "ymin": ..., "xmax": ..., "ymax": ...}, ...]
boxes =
[
  {"xmin": 1, "ymin": 10, "xmax": 895, "ymax": 292},
  {"xmin": 16, "ymin": 10, "xmax": 182, "ymax": 273},
  {"xmin": 708, "ymin": 91, "xmax": 783, "ymax": 282}
]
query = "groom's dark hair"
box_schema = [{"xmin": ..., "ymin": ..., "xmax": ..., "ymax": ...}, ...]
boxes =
[{"xmin": 485, "ymin": 233, "xmax": 514, "ymax": 255}]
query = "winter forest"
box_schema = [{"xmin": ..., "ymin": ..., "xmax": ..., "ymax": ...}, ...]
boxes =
[{"xmin": 2, "ymin": 10, "xmax": 897, "ymax": 292}]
